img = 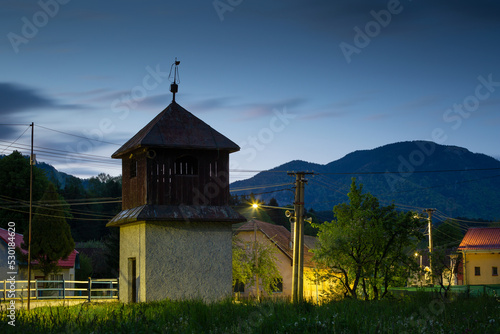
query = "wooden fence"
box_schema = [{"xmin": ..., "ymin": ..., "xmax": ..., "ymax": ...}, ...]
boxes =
[{"xmin": 1, "ymin": 278, "xmax": 118, "ymax": 302}]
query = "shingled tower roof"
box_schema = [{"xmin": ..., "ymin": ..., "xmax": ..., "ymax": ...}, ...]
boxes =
[{"xmin": 112, "ymin": 101, "xmax": 240, "ymax": 158}]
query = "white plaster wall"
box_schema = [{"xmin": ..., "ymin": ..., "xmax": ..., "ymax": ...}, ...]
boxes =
[
  {"xmin": 0, "ymin": 240, "xmax": 18, "ymax": 281},
  {"xmin": 144, "ymin": 221, "xmax": 233, "ymax": 302},
  {"xmin": 119, "ymin": 223, "xmax": 145, "ymax": 302}
]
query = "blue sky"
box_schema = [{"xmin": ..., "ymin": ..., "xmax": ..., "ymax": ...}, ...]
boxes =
[{"xmin": 1, "ymin": 0, "xmax": 499, "ymax": 181}]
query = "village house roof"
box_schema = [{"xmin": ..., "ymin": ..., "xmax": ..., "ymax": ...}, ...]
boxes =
[
  {"xmin": 112, "ymin": 101, "xmax": 240, "ymax": 158},
  {"xmin": 235, "ymin": 219, "xmax": 316, "ymax": 267},
  {"xmin": 0, "ymin": 227, "xmax": 78, "ymax": 268},
  {"xmin": 457, "ymin": 227, "xmax": 500, "ymax": 251}
]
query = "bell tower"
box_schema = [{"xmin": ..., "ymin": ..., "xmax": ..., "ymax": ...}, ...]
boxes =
[{"xmin": 108, "ymin": 60, "xmax": 245, "ymax": 303}]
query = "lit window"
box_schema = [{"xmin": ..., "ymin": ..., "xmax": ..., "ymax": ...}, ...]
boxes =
[
  {"xmin": 493, "ymin": 267, "xmax": 498, "ymax": 276},
  {"xmin": 474, "ymin": 267, "xmax": 481, "ymax": 276}
]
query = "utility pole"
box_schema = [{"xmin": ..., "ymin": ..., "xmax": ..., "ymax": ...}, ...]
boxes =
[
  {"xmin": 423, "ymin": 208, "xmax": 435, "ymax": 285},
  {"xmin": 288, "ymin": 171, "xmax": 313, "ymax": 303},
  {"xmin": 253, "ymin": 219, "xmax": 259, "ymax": 301},
  {"xmin": 27, "ymin": 122, "xmax": 34, "ymax": 310}
]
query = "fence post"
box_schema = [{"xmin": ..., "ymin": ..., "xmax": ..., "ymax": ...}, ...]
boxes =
[
  {"xmin": 62, "ymin": 279, "xmax": 65, "ymax": 299},
  {"xmin": 35, "ymin": 279, "xmax": 38, "ymax": 300},
  {"xmin": 87, "ymin": 277, "xmax": 91, "ymax": 302},
  {"xmin": 3, "ymin": 280, "xmax": 5, "ymax": 302}
]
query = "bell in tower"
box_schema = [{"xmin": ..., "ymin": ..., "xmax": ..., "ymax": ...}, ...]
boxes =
[{"xmin": 107, "ymin": 60, "xmax": 245, "ymax": 303}]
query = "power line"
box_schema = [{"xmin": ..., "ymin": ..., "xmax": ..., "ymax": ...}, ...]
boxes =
[
  {"xmin": 230, "ymin": 182, "xmax": 294, "ymax": 192},
  {"xmin": 316, "ymin": 167, "xmax": 500, "ymax": 175},
  {"xmin": 35, "ymin": 124, "xmax": 121, "ymax": 146},
  {"xmin": 0, "ymin": 125, "xmax": 31, "ymax": 155}
]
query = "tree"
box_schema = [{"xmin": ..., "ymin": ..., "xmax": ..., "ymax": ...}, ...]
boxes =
[
  {"xmin": 0, "ymin": 151, "xmax": 49, "ymax": 232},
  {"xmin": 313, "ymin": 178, "xmax": 425, "ymax": 300},
  {"xmin": 433, "ymin": 221, "xmax": 464, "ymax": 248},
  {"xmin": 430, "ymin": 247, "xmax": 461, "ymax": 298},
  {"xmin": 20, "ymin": 183, "xmax": 75, "ymax": 277},
  {"xmin": 232, "ymin": 234, "xmax": 282, "ymax": 297}
]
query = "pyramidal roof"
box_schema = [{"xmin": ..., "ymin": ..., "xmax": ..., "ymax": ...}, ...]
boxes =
[{"xmin": 112, "ymin": 101, "xmax": 240, "ymax": 158}]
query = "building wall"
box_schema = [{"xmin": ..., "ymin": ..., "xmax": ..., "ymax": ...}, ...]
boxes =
[
  {"xmin": 143, "ymin": 221, "xmax": 233, "ymax": 302},
  {"xmin": 463, "ymin": 252, "xmax": 500, "ymax": 285},
  {"xmin": 0, "ymin": 239, "xmax": 17, "ymax": 281},
  {"xmin": 303, "ymin": 267, "xmax": 326, "ymax": 303},
  {"xmin": 119, "ymin": 222, "xmax": 146, "ymax": 302},
  {"xmin": 236, "ymin": 230, "xmax": 293, "ymax": 298}
]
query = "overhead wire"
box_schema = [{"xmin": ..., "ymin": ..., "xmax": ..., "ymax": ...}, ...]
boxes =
[
  {"xmin": 35, "ymin": 124, "xmax": 121, "ymax": 146},
  {"xmin": 0, "ymin": 124, "xmax": 31, "ymax": 155}
]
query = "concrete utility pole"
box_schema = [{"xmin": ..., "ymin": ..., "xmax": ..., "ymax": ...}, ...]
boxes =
[
  {"xmin": 423, "ymin": 208, "xmax": 435, "ymax": 285},
  {"xmin": 288, "ymin": 171, "xmax": 313, "ymax": 303}
]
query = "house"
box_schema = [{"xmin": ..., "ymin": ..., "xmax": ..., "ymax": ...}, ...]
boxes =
[
  {"xmin": 0, "ymin": 227, "xmax": 79, "ymax": 295},
  {"xmin": 234, "ymin": 219, "xmax": 326, "ymax": 302},
  {"xmin": 107, "ymin": 75, "xmax": 245, "ymax": 303},
  {"xmin": 457, "ymin": 227, "xmax": 500, "ymax": 285}
]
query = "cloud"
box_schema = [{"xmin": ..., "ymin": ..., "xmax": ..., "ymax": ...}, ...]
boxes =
[
  {"xmin": 187, "ymin": 97, "xmax": 235, "ymax": 112},
  {"xmin": 0, "ymin": 125, "xmax": 28, "ymax": 143},
  {"xmin": 232, "ymin": 98, "xmax": 306, "ymax": 122},
  {"xmin": 299, "ymin": 111, "xmax": 348, "ymax": 121},
  {"xmin": 0, "ymin": 83, "xmax": 87, "ymax": 117},
  {"xmin": 0, "ymin": 83, "xmax": 57, "ymax": 115},
  {"xmin": 394, "ymin": 95, "xmax": 443, "ymax": 112},
  {"xmin": 364, "ymin": 113, "xmax": 391, "ymax": 121}
]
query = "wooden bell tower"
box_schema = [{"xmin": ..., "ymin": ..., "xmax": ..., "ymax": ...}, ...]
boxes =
[{"xmin": 108, "ymin": 60, "xmax": 245, "ymax": 303}]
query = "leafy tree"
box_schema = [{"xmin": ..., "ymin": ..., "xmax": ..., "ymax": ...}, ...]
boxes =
[
  {"xmin": 103, "ymin": 227, "xmax": 120, "ymax": 277},
  {"xmin": 433, "ymin": 221, "xmax": 464, "ymax": 248},
  {"xmin": 232, "ymin": 235, "xmax": 252, "ymax": 287},
  {"xmin": 430, "ymin": 247, "xmax": 461, "ymax": 298},
  {"xmin": 266, "ymin": 198, "xmax": 291, "ymax": 229},
  {"xmin": 313, "ymin": 178, "xmax": 425, "ymax": 300},
  {"xmin": 232, "ymin": 234, "xmax": 282, "ymax": 297},
  {"xmin": 19, "ymin": 183, "xmax": 75, "ymax": 277},
  {"xmin": 75, "ymin": 253, "xmax": 93, "ymax": 281},
  {"xmin": 0, "ymin": 151, "xmax": 49, "ymax": 232}
]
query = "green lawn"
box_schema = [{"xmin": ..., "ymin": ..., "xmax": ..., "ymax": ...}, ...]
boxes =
[{"xmin": 1, "ymin": 293, "xmax": 499, "ymax": 333}]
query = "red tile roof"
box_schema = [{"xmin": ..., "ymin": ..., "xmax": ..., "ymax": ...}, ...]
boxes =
[
  {"xmin": 457, "ymin": 227, "xmax": 500, "ymax": 251},
  {"xmin": 235, "ymin": 219, "xmax": 315, "ymax": 267},
  {"xmin": 0, "ymin": 227, "xmax": 78, "ymax": 268}
]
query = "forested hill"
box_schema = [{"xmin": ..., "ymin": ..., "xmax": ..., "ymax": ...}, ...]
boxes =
[{"xmin": 230, "ymin": 141, "xmax": 500, "ymax": 220}]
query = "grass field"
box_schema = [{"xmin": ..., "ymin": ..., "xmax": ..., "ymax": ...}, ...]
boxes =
[{"xmin": 1, "ymin": 293, "xmax": 499, "ymax": 333}]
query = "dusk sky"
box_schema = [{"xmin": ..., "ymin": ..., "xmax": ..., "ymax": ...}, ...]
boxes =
[{"xmin": 1, "ymin": 0, "xmax": 499, "ymax": 182}]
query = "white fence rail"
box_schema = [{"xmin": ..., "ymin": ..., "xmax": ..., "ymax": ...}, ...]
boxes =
[{"xmin": 1, "ymin": 278, "xmax": 118, "ymax": 302}]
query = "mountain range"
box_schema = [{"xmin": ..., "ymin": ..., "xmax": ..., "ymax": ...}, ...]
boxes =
[{"xmin": 230, "ymin": 141, "xmax": 500, "ymax": 221}]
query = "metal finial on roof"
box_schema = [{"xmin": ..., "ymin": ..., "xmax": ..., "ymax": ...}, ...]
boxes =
[{"xmin": 169, "ymin": 58, "xmax": 181, "ymax": 102}]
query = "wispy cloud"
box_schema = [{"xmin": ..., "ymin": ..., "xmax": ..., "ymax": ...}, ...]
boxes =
[
  {"xmin": 232, "ymin": 98, "xmax": 306, "ymax": 122},
  {"xmin": 0, "ymin": 83, "xmax": 85, "ymax": 114},
  {"xmin": 0, "ymin": 83, "xmax": 57, "ymax": 115},
  {"xmin": 300, "ymin": 110, "xmax": 348, "ymax": 121},
  {"xmin": 394, "ymin": 95, "xmax": 443, "ymax": 112}
]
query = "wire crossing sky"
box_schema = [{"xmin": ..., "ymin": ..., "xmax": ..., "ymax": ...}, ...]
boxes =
[{"xmin": 1, "ymin": 0, "xmax": 499, "ymax": 179}]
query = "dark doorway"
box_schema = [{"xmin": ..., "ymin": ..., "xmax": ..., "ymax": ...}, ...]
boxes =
[{"xmin": 128, "ymin": 257, "xmax": 137, "ymax": 303}]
